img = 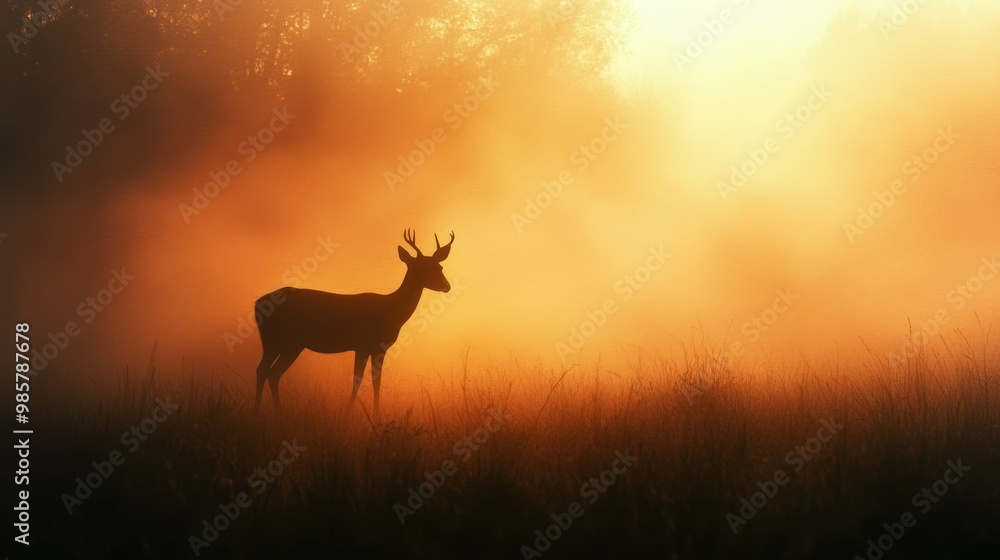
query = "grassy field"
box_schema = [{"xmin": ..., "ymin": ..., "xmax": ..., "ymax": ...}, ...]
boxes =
[{"xmin": 25, "ymin": 336, "xmax": 1000, "ymax": 559}]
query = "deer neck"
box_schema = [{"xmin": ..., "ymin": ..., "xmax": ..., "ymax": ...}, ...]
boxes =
[{"xmin": 389, "ymin": 269, "xmax": 424, "ymax": 325}]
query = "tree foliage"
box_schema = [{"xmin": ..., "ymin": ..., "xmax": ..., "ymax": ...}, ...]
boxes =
[{"xmin": 1, "ymin": 0, "xmax": 632, "ymax": 186}]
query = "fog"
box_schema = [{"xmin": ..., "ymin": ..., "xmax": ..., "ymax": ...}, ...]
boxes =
[{"xmin": 2, "ymin": 0, "xmax": 998, "ymax": 381}]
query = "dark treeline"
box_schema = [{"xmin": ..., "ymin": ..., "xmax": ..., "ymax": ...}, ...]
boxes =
[{"xmin": 0, "ymin": 0, "xmax": 632, "ymax": 192}]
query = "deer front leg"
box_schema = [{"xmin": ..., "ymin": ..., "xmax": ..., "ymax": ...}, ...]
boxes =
[
  {"xmin": 349, "ymin": 351, "xmax": 369, "ymax": 412},
  {"xmin": 254, "ymin": 350, "xmax": 278, "ymax": 413},
  {"xmin": 372, "ymin": 352, "xmax": 386, "ymax": 421}
]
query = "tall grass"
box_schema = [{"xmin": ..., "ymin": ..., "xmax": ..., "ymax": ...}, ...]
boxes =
[{"xmin": 28, "ymin": 334, "xmax": 1000, "ymax": 559}]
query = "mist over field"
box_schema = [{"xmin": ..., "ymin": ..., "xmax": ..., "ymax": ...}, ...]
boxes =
[{"xmin": 2, "ymin": 0, "xmax": 999, "ymax": 382}]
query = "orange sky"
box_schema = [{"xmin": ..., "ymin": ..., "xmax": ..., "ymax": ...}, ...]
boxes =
[{"xmin": 9, "ymin": 0, "xmax": 1000, "ymax": 379}]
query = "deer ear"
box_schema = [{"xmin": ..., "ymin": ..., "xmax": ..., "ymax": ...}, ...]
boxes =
[
  {"xmin": 398, "ymin": 246, "xmax": 414, "ymax": 263},
  {"xmin": 432, "ymin": 245, "xmax": 451, "ymax": 262}
]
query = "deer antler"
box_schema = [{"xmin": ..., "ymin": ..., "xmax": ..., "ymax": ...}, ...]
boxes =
[
  {"xmin": 403, "ymin": 229, "xmax": 423, "ymax": 257},
  {"xmin": 432, "ymin": 231, "xmax": 455, "ymax": 261},
  {"xmin": 435, "ymin": 231, "xmax": 455, "ymax": 251}
]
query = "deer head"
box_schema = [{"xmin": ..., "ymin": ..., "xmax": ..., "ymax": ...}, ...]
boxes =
[{"xmin": 398, "ymin": 229, "xmax": 454, "ymax": 292}]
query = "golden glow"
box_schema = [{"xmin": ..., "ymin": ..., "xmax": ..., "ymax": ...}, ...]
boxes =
[{"xmin": 13, "ymin": 0, "xmax": 1000, "ymax": 383}]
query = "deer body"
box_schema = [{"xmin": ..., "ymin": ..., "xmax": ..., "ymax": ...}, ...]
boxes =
[
  {"xmin": 259, "ymin": 287, "xmax": 421, "ymax": 353},
  {"xmin": 254, "ymin": 230, "xmax": 453, "ymax": 417}
]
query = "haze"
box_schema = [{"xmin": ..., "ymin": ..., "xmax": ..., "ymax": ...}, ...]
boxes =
[{"xmin": 2, "ymin": 0, "xmax": 998, "ymax": 380}]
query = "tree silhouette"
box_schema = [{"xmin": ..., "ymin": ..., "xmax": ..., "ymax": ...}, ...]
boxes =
[{"xmin": 1, "ymin": 0, "xmax": 633, "ymax": 190}]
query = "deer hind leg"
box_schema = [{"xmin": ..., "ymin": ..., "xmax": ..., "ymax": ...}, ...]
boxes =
[
  {"xmin": 349, "ymin": 351, "xmax": 370, "ymax": 412},
  {"xmin": 255, "ymin": 348, "xmax": 280, "ymax": 413},
  {"xmin": 266, "ymin": 348, "xmax": 303, "ymax": 412}
]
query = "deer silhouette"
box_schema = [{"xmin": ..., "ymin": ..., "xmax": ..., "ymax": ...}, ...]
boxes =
[{"xmin": 254, "ymin": 229, "xmax": 454, "ymax": 417}]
